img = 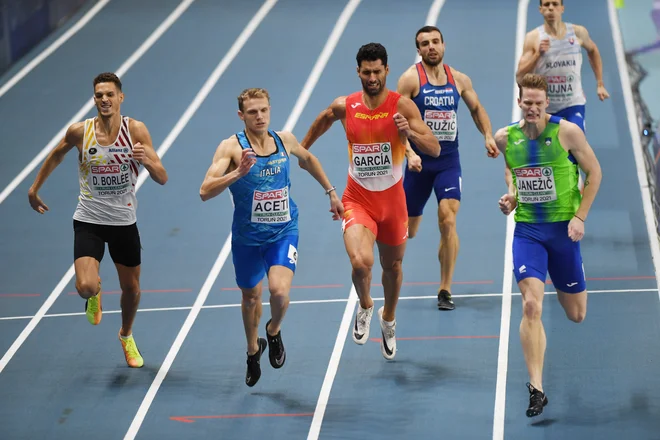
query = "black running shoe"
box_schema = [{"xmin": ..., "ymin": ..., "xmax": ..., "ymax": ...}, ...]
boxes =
[
  {"xmin": 245, "ymin": 338, "xmax": 267, "ymax": 387},
  {"xmin": 526, "ymin": 382, "xmax": 548, "ymax": 417},
  {"xmin": 437, "ymin": 289, "xmax": 455, "ymax": 310},
  {"xmin": 265, "ymin": 319, "xmax": 286, "ymax": 369}
]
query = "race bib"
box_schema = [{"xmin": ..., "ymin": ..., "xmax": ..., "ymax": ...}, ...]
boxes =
[
  {"xmin": 514, "ymin": 167, "xmax": 557, "ymax": 204},
  {"xmin": 89, "ymin": 163, "xmax": 132, "ymax": 197},
  {"xmin": 352, "ymin": 143, "xmax": 393, "ymax": 178},
  {"xmin": 251, "ymin": 187, "xmax": 291, "ymax": 223},
  {"xmin": 546, "ymin": 75, "xmax": 575, "ymax": 101},
  {"xmin": 424, "ymin": 109, "xmax": 457, "ymax": 142}
]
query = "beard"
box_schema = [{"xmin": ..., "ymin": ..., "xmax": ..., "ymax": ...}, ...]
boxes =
[
  {"xmin": 422, "ymin": 52, "xmax": 443, "ymax": 66},
  {"xmin": 362, "ymin": 79, "xmax": 383, "ymax": 96}
]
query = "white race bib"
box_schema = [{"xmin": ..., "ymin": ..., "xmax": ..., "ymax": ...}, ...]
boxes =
[
  {"xmin": 514, "ymin": 167, "xmax": 557, "ymax": 204},
  {"xmin": 251, "ymin": 187, "xmax": 291, "ymax": 223},
  {"xmin": 352, "ymin": 143, "xmax": 393, "ymax": 178},
  {"xmin": 424, "ymin": 109, "xmax": 457, "ymax": 142},
  {"xmin": 89, "ymin": 163, "xmax": 132, "ymax": 197}
]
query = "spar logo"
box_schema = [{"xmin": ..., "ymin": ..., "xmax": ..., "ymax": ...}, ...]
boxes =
[
  {"xmin": 254, "ymin": 188, "xmax": 287, "ymax": 200},
  {"xmin": 425, "ymin": 110, "xmax": 453, "ymax": 119},
  {"xmin": 514, "ymin": 167, "xmax": 552, "ymax": 178},
  {"xmin": 91, "ymin": 164, "xmax": 129, "ymax": 174},
  {"xmin": 353, "ymin": 143, "xmax": 390, "ymax": 154}
]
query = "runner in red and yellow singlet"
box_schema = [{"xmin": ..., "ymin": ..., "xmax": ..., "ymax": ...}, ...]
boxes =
[{"xmin": 301, "ymin": 43, "xmax": 440, "ymax": 361}]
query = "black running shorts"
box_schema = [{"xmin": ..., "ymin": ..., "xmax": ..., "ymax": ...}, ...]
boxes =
[{"xmin": 73, "ymin": 220, "xmax": 141, "ymax": 267}]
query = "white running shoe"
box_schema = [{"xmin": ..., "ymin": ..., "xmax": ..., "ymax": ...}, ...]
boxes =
[
  {"xmin": 378, "ymin": 306, "xmax": 396, "ymax": 360},
  {"xmin": 352, "ymin": 304, "xmax": 374, "ymax": 345}
]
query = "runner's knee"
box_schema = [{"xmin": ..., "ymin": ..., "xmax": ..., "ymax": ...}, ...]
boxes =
[{"xmin": 76, "ymin": 279, "xmax": 98, "ymax": 299}]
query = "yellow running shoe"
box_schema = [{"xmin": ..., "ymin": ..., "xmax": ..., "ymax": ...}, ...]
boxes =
[
  {"xmin": 85, "ymin": 278, "xmax": 102, "ymax": 325},
  {"xmin": 119, "ymin": 331, "xmax": 144, "ymax": 368}
]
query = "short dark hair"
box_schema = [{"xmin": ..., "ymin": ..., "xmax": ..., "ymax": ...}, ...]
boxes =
[
  {"xmin": 93, "ymin": 72, "xmax": 122, "ymax": 91},
  {"xmin": 540, "ymin": 0, "xmax": 563, "ymax": 5},
  {"xmin": 415, "ymin": 25, "xmax": 444, "ymax": 49},
  {"xmin": 356, "ymin": 43, "xmax": 388, "ymax": 68}
]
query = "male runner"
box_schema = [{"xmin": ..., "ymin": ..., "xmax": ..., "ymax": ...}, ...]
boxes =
[
  {"xmin": 496, "ymin": 73, "xmax": 602, "ymax": 417},
  {"xmin": 516, "ymin": 0, "xmax": 610, "ymax": 133},
  {"xmin": 28, "ymin": 72, "xmax": 168, "ymax": 368},
  {"xmin": 301, "ymin": 43, "xmax": 440, "ymax": 360},
  {"xmin": 200, "ymin": 88, "xmax": 343, "ymax": 386},
  {"xmin": 397, "ymin": 25, "xmax": 499, "ymax": 311}
]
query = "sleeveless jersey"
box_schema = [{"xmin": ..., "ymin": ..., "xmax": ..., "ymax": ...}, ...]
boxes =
[
  {"xmin": 505, "ymin": 115, "xmax": 581, "ymax": 223},
  {"xmin": 411, "ymin": 63, "xmax": 461, "ymax": 162},
  {"xmin": 73, "ymin": 116, "xmax": 140, "ymax": 226},
  {"xmin": 229, "ymin": 129, "xmax": 298, "ymax": 245},
  {"xmin": 534, "ymin": 23, "xmax": 586, "ymax": 113},
  {"xmin": 345, "ymin": 91, "xmax": 406, "ymax": 191}
]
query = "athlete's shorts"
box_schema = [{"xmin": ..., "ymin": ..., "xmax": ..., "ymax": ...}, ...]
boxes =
[
  {"xmin": 404, "ymin": 154, "xmax": 462, "ymax": 217},
  {"xmin": 512, "ymin": 221, "xmax": 586, "ymax": 293},
  {"xmin": 341, "ymin": 178, "xmax": 408, "ymax": 247},
  {"xmin": 73, "ymin": 219, "xmax": 141, "ymax": 267},
  {"xmin": 232, "ymin": 234, "xmax": 299, "ymax": 289},
  {"xmin": 553, "ymin": 104, "xmax": 586, "ymax": 133}
]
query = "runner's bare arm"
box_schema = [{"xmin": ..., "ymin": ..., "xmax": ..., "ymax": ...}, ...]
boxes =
[
  {"xmin": 397, "ymin": 68, "xmax": 424, "ymax": 162},
  {"xmin": 200, "ymin": 138, "xmax": 252, "ymax": 202},
  {"xmin": 300, "ymin": 96, "xmax": 346, "ymax": 150},
  {"xmin": 516, "ymin": 30, "xmax": 540, "ymax": 84},
  {"xmin": 574, "ymin": 24, "xmax": 609, "ymax": 101},
  {"xmin": 559, "ymin": 120, "xmax": 602, "ymax": 221},
  {"xmin": 280, "ymin": 131, "xmax": 335, "ymax": 193},
  {"xmin": 396, "ymin": 66, "xmax": 419, "ymax": 99},
  {"xmin": 396, "ymin": 96, "xmax": 440, "ymax": 157},
  {"xmin": 281, "ymin": 131, "xmax": 344, "ymax": 220},
  {"xmin": 129, "ymin": 119, "xmax": 168, "ymax": 185},
  {"xmin": 28, "ymin": 121, "xmax": 84, "ymax": 213},
  {"xmin": 454, "ymin": 69, "xmax": 498, "ymax": 158},
  {"xmin": 494, "ymin": 127, "xmax": 515, "ymax": 195}
]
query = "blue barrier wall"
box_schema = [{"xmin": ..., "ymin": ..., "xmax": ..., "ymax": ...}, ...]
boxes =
[{"xmin": 0, "ymin": 0, "xmax": 87, "ymax": 76}]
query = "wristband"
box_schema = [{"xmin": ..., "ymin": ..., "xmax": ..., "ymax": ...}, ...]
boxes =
[
  {"xmin": 574, "ymin": 214, "xmax": 584, "ymax": 222},
  {"xmin": 325, "ymin": 186, "xmax": 336, "ymax": 196}
]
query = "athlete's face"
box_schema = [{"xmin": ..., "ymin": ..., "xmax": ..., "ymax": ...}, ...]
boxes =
[
  {"xmin": 93, "ymin": 82, "xmax": 123, "ymax": 117},
  {"xmin": 416, "ymin": 31, "xmax": 444, "ymax": 66},
  {"xmin": 357, "ymin": 60, "xmax": 388, "ymax": 97},
  {"xmin": 239, "ymin": 97, "xmax": 270, "ymax": 134},
  {"xmin": 518, "ymin": 88, "xmax": 549, "ymax": 123},
  {"xmin": 539, "ymin": 0, "xmax": 564, "ymax": 23}
]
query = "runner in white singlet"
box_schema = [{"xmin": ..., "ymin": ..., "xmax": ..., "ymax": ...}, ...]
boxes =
[
  {"xmin": 28, "ymin": 72, "xmax": 168, "ymax": 368},
  {"xmin": 516, "ymin": 0, "xmax": 610, "ymax": 134}
]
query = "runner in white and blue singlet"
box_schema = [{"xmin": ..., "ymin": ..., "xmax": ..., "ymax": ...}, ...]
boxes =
[
  {"xmin": 200, "ymin": 88, "xmax": 343, "ymax": 388},
  {"xmin": 516, "ymin": 0, "xmax": 610, "ymax": 134},
  {"xmin": 397, "ymin": 25, "xmax": 499, "ymax": 311}
]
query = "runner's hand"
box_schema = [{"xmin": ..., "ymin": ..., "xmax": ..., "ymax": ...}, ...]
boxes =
[
  {"xmin": 568, "ymin": 216, "xmax": 584, "ymax": 242},
  {"xmin": 539, "ymin": 38, "xmax": 550, "ymax": 55},
  {"xmin": 238, "ymin": 148, "xmax": 257, "ymax": 177},
  {"xmin": 132, "ymin": 142, "xmax": 147, "ymax": 163},
  {"xmin": 597, "ymin": 84, "xmax": 610, "ymax": 101},
  {"xmin": 498, "ymin": 194, "xmax": 516, "ymax": 215},
  {"xmin": 329, "ymin": 192, "xmax": 344, "ymax": 220},
  {"xmin": 485, "ymin": 136, "xmax": 499, "ymax": 158},
  {"xmin": 407, "ymin": 153, "xmax": 422, "ymax": 172},
  {"xmin": 393, "ymin": 113, "xmax": 412, "ymax": 138},
  {"xmin": 28, "ymin": 190, "xmax": 49, "ymax": 214}
]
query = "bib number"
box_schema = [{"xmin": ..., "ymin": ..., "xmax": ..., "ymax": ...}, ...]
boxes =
[
  {"xmin": 89, "ymin": 164, "xmax": 132, "ymax": 197},
  {"xmin": 352, "ymin": 143, "xmax": 393, "ymax": 178},
  {"xmin": 514, "ymin": 167, "xmax": 557, "ymax": 203},
  {"xmin": 251, "ymin": 187, "xmax": 291, "ymax": 223},
  {"xmin": 424, "ymin": 110, "xmax": 457, "ymax": 142}
]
